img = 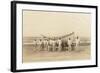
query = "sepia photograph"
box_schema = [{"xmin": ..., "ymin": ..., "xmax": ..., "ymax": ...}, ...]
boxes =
[
  {"xmin": 22, "ymin": 10, "xmax": 91, "ymax": 63},
  {"xmin": 11, "ymin": 1, "xmax": 97, "ymax": 72}
]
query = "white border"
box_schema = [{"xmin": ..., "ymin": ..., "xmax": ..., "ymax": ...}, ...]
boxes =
[{"xmin": 16, "ymin": 3, "xmax": 96, "ymax": 70}]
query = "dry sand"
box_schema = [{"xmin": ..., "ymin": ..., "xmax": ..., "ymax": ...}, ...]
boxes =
[{"xmin": 23, "ymin": 45, "xmax": 91, "ymax": 63}]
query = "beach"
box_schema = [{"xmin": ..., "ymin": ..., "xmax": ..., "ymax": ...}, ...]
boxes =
[{"xmin": 23, "ymin": 45, "xmax": 91, "ymax": 63}]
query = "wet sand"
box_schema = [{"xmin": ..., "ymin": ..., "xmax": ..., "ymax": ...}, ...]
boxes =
[{"xmin": 23, "ymin": 45, "xmax": 91, "ymax": 63}]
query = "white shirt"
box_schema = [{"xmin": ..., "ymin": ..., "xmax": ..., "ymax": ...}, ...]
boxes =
[
  {"xmin": 68, "ymin": 39, "xmax": 72, "ymax": 45},
  {"xmin": 75, "ymin": 38, "xmax": 80, "ymax": 44},
  {"xmin": 57, "ymin": 39, "xmax": 62, "ymax": 45}
]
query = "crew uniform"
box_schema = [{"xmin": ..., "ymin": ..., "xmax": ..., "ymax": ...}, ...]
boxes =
[{"xmin": 75, "ymin": 37, "xmax": 80, "ymax": 51}]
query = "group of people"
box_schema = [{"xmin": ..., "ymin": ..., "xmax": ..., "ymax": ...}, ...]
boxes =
[{"xmin": 32, "ymin": 36, "xmax": 80, "ymax": 52}]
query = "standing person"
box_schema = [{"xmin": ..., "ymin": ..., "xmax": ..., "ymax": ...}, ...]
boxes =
[
  {"xmin": 34, "ymin": 39, "xmax": 38, "ymax": 51},
  {"xmin": 49, "ymin": 39, "xmax": 55, "ymax": 51},
  {"xmin": 32, "ymin": 39, "xmax": 36, "ymax": 51},
  {"xmin": 67, "ymin": 38, "xmax": 72, "ymax": 51},
  {"xmin": 43, "ymin": 39, "xmax": 47, "ymax": 51},
  {"xmin": 48, "ymin": 39, "xmax": 53, "ymax": 51},
  {"xmin": 71, "ymin": 40, "xmax": 75, "ymax": 51},
  {"xmin": 34, "ymin": 39, "xmax": 37, "ymax": 48},
  {"xmin": 46, "ymin": 39, "xmax": 49, "ymax": 51},
  {"xmin": 57, "ymin": 38, "xmax": 62, "ymax": 51},
  {"xmin": 52, "ymin": 40, "xmax": 56, "ymax": 51},
  {"xmin": 45, "ymin": 39, "xmax": 48, "ymax": 51},
  {"xmin": 38, "ymin": 39, "xmax": 42, "ymax": 51},
  {"xmin": 41, "ymin": 39, "xmax": 45, "ymax": 51},
  {"xmin": 36, "ymin": 39, "xmax": 40, "ymax": 51},
  {"xmin": 75, "ymin": 36, "xmax": 80, "ymax": 51}
]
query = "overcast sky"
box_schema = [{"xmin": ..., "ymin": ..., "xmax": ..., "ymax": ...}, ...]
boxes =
[{"xmin": 23, "ymin": 10, "xmax": 91, "ymax": 37}]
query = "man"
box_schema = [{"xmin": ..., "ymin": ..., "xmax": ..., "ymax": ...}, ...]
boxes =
[
  {"xmin": 48, "ymin": 39, "xmax": 51, "ymax": 51},
  {"xmin": 43, "ymin": 39, "xmax": 48, "ymax": 51},
  {"xmin": 67, "ymin": 38, "xmax": 72, "ymax": 51},
  {"xmin": 41, "ymin": 39, "xmax": 45, "ymax": 51},
  {"xmin": 57, "ymin": 38, "xmax": 62, "ymax": 51},
  {"xmin": 32, "ymin": 39, "xmax": 37, "ymax": 51},
  {"xmin": 75, "ymin": 36, "xmax": 80, "ymax": 51},
  {"xmin": 52, "ymin": 40, "xmax": 56, "ymax": 51},
  {"xmin": 34, "ymin": 39, "xmax": 37, "ymax": 48},
  {"xmin": 45, "ymin": 39, "xmax": 48, "ymax": 51},
  {"xmin": 38, "ymin": 39, "xmax": 42, "ymax": 51}
]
